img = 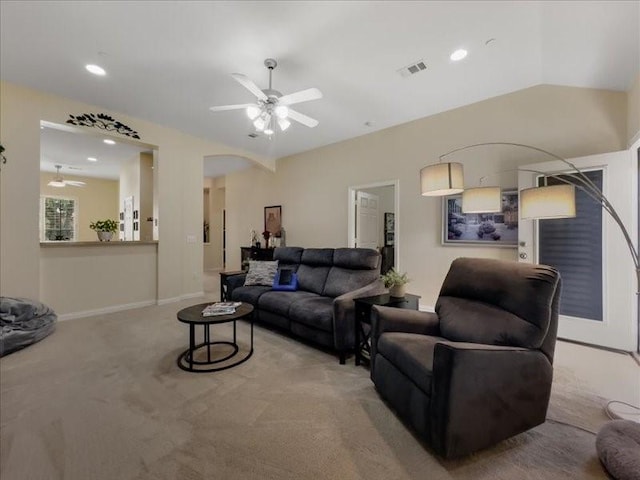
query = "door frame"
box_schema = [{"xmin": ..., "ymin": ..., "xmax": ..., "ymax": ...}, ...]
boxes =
[{"xmin": 348, "ymin": 179, "xmax": 400, "ymax": 272}]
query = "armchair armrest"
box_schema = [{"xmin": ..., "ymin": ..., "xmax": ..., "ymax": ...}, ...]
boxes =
[
  {"xmin": 371, "ymin": 305, "xmax": 440, "ymax": 339},
  {"xmin": 370, "ymin": 306, "xmax": 440, "ymax": 373},
  {"xmin": 430, "ymin": 342, "xmax": 553, "ymax": 458},
  {"xmin": 332, "ymin": 279, "xmax": 386, "ymax": 352}
]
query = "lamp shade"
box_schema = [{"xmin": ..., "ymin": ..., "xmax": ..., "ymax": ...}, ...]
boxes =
[
  {"xmin": 462, "ymin": 186, "xmax": 502, "ymax": 213},
  {"xmin": 521, "ymin": 184, "xmax": 576, "ymax": 219},
  {"xmin": 420, "ymin": 162, "xmax": 464, "ymax": 196}
]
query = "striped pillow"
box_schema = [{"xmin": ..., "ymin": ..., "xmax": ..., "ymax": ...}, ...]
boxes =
[{"xmin": 244, "ymin": 260, "xmax": 279, "ymax": 286}]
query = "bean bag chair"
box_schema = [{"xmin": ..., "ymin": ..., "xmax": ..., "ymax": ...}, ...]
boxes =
[
  {"xmin": 0, "ymin": 297, "xmax": 57, "ymax": 357},
  {"xmin": 596, "ymin": 419, "xmax": 640, "ymax": 480}
]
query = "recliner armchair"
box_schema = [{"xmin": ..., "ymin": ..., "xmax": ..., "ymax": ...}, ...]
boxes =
[{"xmin": 370, "ymin": 257, "xmax": 561, "ymax": 458}]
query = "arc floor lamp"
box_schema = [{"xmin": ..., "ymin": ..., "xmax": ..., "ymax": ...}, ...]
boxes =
[{"xmin": 420, "ymin": 141, "xmax": 639, "ymax": 295}]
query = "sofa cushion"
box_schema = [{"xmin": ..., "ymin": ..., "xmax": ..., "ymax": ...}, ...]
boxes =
[
  {"xmin": 377, "ymin": 333, "xmax": 450, "ymax": 395},
  {"xmin": 231, "ymin": 285, "xmax": 271, "ymax": 305},
  {"xmin": 436, "ymin": 258, "xmax": 559, "ymax": 348},
  {"xmin": 300, "ymin": 248, "xmax": 334, "ymax": 266},
  {"xmin": 289, "ymin": 296, "xmax": 335, "ymax": 332},
  {"xmin": 323, "ymin": 267, "xmax": 379, "ymax": 298},
  {"xmin": 297, "ymin": 265, "xmax": 331, "ymax": 295},
  {"xmin": 333, "ymin": 248, "xmax": 380, "ymax": 270},
  {"xmin": 258, "ymin": 290, "xmax": 317, "ymax": 317},
  {"xmin": 244, "ymin": 260, "xmax": 279, "ymax": 286}
]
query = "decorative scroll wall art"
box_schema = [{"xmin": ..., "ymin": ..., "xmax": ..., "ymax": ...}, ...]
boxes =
[{"xmin": 66, "ymin": 113, "xmax": 141, "ymax": 139}]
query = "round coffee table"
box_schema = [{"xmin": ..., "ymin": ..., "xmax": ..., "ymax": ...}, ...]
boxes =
[{"xmin": 176, "ymin": 302, "xmax": 254, "ymax": 373}]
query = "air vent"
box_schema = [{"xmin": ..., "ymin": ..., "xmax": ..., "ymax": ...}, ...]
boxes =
[
  {"xmin": 397, "ymin": 59, "xmax": 427, "ymax": 78},
  {"xmin": 67, "ymin": 166, "xmax": 83, "ymax": 170}
]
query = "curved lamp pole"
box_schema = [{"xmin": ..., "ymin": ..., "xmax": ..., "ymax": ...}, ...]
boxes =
[{"xmin": 435, "ymin": 142, "xmax": 639, "ymax": 295}]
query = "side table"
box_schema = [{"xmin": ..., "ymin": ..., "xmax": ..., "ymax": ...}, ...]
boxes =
[
  {"xmin": 353, "ymin": 293, "xmax": 421, "ymax": 366},
  {"xmin": 219, "ymin": 270, "xmax": 245, "ymax": 301}
]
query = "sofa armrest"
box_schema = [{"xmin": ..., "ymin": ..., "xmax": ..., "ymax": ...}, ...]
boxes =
[
  {"xmin": 332, "ymin": 279, "xmax": 386, "ymax": 351},
  {"xmin": 225, "ymin": 273, "xmax": 247, "ymax": 300},
  {"xmin": 430, "ymin": 343, "xmax": 553, "ymax": 458}
]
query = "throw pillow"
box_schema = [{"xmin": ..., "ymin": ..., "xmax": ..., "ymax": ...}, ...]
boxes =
[
  {"xmin": 244, "ymin": 260, "xmax": 279, "ymax": 286},
  {"xmin": 272, "ymin": 269, "xmax": 298, "ymax": 291}
]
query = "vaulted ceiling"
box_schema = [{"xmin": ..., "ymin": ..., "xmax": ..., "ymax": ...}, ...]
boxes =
[{"xmin": 1, "ymin": 1, "xmax": 638, "ymax": 162}]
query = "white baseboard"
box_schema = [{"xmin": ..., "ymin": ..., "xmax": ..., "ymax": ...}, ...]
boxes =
[
  {"xmin": 419, "ymin": 304, "xmax": 435, "ymax": 313},
  {"xmin": 181, "ymin": 291, "xmax": 205, "ymax": 300},
  {"xmin": 57, "ymin": 300, "xmax": 157, "ymax": 321},
  {"xmin": 157, "ymin": 291, "xmax": 205, "ymax": 305}
]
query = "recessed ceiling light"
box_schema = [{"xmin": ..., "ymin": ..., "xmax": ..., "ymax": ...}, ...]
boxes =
[
  {"xmin": 87, "ymin": 157, "xmax": 98, "ymax": 162},
  {"xmin": 103, "ymin": 139, "xmax": 115, "ymax": 145},
  {"xmin": 85, "ymin": 64, "xmax": 106, "ymax": 76},
  {"xmin": 450, "ymin": 49, "xmax": 468, "ymax": 62}
]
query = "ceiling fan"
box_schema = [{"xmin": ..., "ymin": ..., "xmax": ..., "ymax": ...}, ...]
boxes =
[
  {"xmin": 210, "ymin": 58, "xmax": 322, "ymax": 136},
  {"xmin": 47, "ymin": 165, "xmax": 85, "ymax": 188}
]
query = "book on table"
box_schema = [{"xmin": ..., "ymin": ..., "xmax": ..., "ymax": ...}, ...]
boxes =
[{"xmin": 202, "ymin": 302, "xmax": 242, "ymax": 317}]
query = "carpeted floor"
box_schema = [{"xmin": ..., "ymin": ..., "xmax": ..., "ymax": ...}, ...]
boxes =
[{"xmin": 0, "ymin": 299, "xmax": 610, "ymax": 479}]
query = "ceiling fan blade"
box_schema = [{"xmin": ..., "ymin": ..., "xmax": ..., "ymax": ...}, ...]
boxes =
[
  {"xmin": 209, "ymin": 103, "xmax": 256, "ymax": 112},
  {"xmin": 64, "ymin": 180, "xmax": 86, "ymax": 187},
  {"xmin": 231, "ymin": 73, "xmax": 268, "ymax": 101},
  {"xmin": 278, "ymin": 88, "xmax": 323, "ymax": 106},
  {"xmin": 288, "ymin": 109, "xmax": 319, "ymax": 128}
]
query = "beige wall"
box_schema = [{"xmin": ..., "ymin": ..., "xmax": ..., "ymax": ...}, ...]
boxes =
[
  {"xmin": 40, "ymin": 244, "xmax": 157, "ymax": 317},
  {"xmin": 226, "ymin": 84, "xmax": 629, "ymax": 306},
  {"xmin": 0, "ymin": 81, "xmax": 271, "ymax": 307},
  {"xmin": 39, "ymin": 172, "xmax": 119, "ymax": 242},
  {"xmin": 627, "ymin": 74, "xmax": 640, "ymax": 145}
]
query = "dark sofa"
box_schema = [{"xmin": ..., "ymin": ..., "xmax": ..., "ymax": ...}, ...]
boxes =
[
  {"xmin": 226, "ymin": 246, "xmax": 384, "ymax": 363},
  {"xmin": 370, "ymin": 257, "xmax": 561, "ymax": 458}
]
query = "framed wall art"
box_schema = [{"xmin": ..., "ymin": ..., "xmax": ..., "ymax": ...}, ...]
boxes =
[
  {"xmin": 264, "ymin": 205, "xmax": 282, "ymax": 236},
  {"xmin": 442, "ymin": 190, "xmax": 518, "ymax": 247}
]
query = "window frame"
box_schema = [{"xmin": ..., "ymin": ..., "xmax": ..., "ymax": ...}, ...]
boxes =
[{"xmin": 40, "ymin": 194, "xmax": 79, "ymax": 242}]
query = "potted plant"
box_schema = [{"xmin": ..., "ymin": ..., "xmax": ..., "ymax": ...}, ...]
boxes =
[
  {"xmin": 90, "ymin": 219, "xmax": 118, "ymax": 241},
  {"xmin": 381, "ymin": 268, "xmax": 410, "ymax": 298}
]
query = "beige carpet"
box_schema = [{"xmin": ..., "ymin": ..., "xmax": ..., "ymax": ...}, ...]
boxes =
[{"xmin": 0, "ymin": 299, "xmax": 610, "ymax": 480}]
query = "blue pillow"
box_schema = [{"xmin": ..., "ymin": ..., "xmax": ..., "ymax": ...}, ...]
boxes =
[{"xmin": 272, "ymin": 269, "xmax": 298, "ymax": 291}]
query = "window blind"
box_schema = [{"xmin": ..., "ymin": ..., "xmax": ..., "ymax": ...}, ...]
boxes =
[{"xmin": 538, "ymin": 170, "xmax": 603, "ymax": 321}]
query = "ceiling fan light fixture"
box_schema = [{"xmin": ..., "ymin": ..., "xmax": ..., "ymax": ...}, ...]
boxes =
[
  {"xmin": 48, "ymin": 180, "xmax": 66, "ymax": 188},
  {"xmin": 278, "ymin": 117, "xmax": 291, "ymax": 131},
  {"xmin": 254, "ymin": 116, "xmax": 266, "ymax": 131},
  {"xmin": 246, "ymin": 105, "xmax": 261, "ymax": 120},
  {"xmin": 275, "ymin": 105, "xmax": 289, "ymax": 119}
]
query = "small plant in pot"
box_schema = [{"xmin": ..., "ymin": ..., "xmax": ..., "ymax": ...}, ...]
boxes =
[
  {"xmin": 90, "ymin": 219, "xmax": 118, "ymax": 242},
  {"xmin": 381, "ymin": 268, "xmax": 410, "ymax": 298}
]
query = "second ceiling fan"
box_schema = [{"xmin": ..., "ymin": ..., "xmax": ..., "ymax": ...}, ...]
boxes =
[{"xmin": 210, "ymin": 58, "xmax": 322, "ymax": 136}]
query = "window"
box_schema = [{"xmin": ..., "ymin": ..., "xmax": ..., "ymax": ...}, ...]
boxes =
[{"xmin": 40, "ymin": 196, "xmax": 77, "ymax": 241}]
